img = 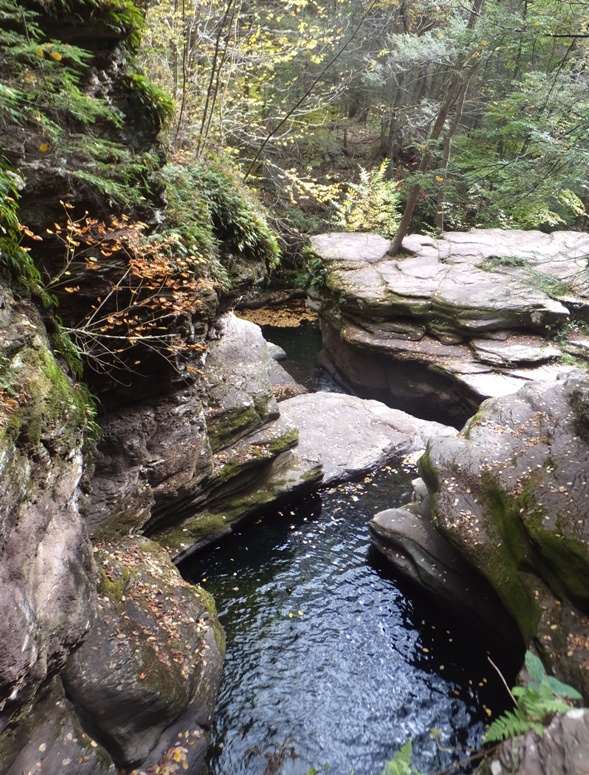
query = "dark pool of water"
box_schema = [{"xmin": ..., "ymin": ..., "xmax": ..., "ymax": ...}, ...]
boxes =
[
  {"xmin": 262, "ymin": 322, "xmax": 341, "ymax": 393},
  {"xmin": 183, "ymin": 467, "xmax": 517, "ymax": 775}
]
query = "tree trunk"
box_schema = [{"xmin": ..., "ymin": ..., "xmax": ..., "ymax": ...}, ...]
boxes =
[{"xmin": 389, "ymin": 0, "xmax": 485, "ymax": 255}]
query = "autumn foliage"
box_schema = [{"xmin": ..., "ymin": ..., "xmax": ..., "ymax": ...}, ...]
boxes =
[{"xmin": 44, "ymin": 205, "xmax": 214, "ymax": 381}]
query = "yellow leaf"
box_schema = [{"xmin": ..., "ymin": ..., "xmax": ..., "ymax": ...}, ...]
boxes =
[
  {"xmin": 435, "ymin": 175, "xmax": 444, "ymax": 182},
  {"xmin": 50, "ymin": 51, "xmax": 62, "ymax": 61},
  {"xmin": 172, "ymin": 749, "xmax": 184, "ymax": 762},
  {"xmin": 36, "ymin": 48, "xmax": 44, "ymax": 57},
  {"xmin": 39, "ymin": 143, "xmax": 49, "ymax": 153}
]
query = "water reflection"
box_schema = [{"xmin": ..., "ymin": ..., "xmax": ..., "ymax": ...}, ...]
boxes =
[{"xmin": 183, "ymin": 468, "xmax": 516, "ymax": 775}]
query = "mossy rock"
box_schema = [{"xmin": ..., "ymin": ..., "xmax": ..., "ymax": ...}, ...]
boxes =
[{"xmin": 426, "ymin": 375, "xmax": 589, "ymax": 651}]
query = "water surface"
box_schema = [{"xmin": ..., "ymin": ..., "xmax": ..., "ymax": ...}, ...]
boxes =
[{"xmin": 184, "ymin": 467, "xmax": 515, "ymax": 775}]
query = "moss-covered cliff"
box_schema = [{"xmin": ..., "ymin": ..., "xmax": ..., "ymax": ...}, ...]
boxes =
[{"xmin": 0, "ymin": 2, "xmax": 282, "ymax": 772}]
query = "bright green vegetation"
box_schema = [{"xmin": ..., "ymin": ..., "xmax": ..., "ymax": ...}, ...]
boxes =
[
  {"xmin": 484, "ymin": 650, "xmax": 583, "ymax": 743},
  {"xmin": 0, "ymin": 167, "xmax": 49, "ymax": 302},
  {"xmin": 156, "ymin": 161, "xmax": 280, "ymax": 286},
  {"xmin": 0, "ymin": 0, "xmax": 164, "ymax": 213}
]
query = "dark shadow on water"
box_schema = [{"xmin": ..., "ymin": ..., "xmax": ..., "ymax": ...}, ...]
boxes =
[{"xmin": 182, "ymin": 469, "xmax": 522, "ymax": 775}]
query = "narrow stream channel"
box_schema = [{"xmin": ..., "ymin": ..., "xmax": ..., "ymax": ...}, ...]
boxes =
[{"xmin": 182, "ymin": 320, "xmax": 519, "ymax": 775}]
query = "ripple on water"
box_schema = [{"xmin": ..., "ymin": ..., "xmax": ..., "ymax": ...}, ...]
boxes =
[{"xmin": 183, "ymin": 469, "xmax": 517, "ymax": 775}]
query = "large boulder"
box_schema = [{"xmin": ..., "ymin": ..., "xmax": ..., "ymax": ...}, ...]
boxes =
[
  {"xmin": 420, "ymin": 373, "xmax": 589, "ymax": 696},
  {"xmin": 62, "ymin": 538, "xmax": 224, "ymax": 772},
  {"xmin": 310, "ymin": 230, "xmax": 589, "ymax": 424}
]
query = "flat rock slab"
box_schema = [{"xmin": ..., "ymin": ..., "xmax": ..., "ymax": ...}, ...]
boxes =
[
  {"xmin": 312, "ymin": 229, "xmax": 589, "ymax": 333},
  {"xmin": 310, "ymin": 232, "xmax": 391, "ymax": 263},
  {"xmin": 310, "ymin": 230, "xmax": 589, "ymax": 421},
  {"xmin": 278, "ymin": 392, "xmax": 456, "ymax": 485},
  {"xmin": 471, "ymin": 336, "xmax": 562, "ymax": 366}
]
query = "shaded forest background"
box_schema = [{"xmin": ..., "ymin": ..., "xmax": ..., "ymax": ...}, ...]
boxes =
[
  {"xmin": 2, "ymin": 0, "xmax": 589, "ymax": 392},
  {"xmin": 140, "ymin": 0, "xmax": 589, "ymax": 254}
]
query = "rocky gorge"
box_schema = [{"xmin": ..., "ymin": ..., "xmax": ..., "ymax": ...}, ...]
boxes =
[
  {"xmin": 307, "ymin": 229, "xmax": 589, "ymax": 770},
  {"xmin": 3, "ymin": 2, "xmax": 589, "ymax": 773}
]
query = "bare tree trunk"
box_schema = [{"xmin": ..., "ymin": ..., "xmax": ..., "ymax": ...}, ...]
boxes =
[
  {"xmin": 436, "ymin": 70, "xmax": 475, "ymax": 232},
  {"xmin": 389, "ymin": 0, "xmax": 485, "ymax": 255}
]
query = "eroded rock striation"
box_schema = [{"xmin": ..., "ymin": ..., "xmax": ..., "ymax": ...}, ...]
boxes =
[{"xmin": 310, "ymin": 230, "xmax": 589, "ymax": 424}]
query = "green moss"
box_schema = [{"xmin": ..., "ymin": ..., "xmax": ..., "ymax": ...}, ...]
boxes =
[
  {"xmin": 207, "ymin": 405, "xmax": 262, "ymax": 452},
  {"xmin": 267, "ymin": 426, "xmax": 299, "ymax": 453},
  {"xmin": 478, "ymin": 473, "xmax": 542, "ymax": 641},
  {"xmin": 192, "ymin": 585, "xmax": 226, "ymax": 654},
  {"xmin": 96, "ymin": 566, "xmax": 130, "ymax": 602},
  {"xmin": 1, "ymin": 342, "xmax": 90, "ymax": 454},
  {"xmin": 461, "ymin": 408, "xmax": 485, "ymax": 440},
  {"xmin": 417, "ymin": 447, "xmax": 439, "ymax": 494},
  {"xmin": 162, "ymin": 513, "xmax": 231, "ymax": 552},
  {"xmin": 526, "ymin": 527, "xmax": 589, "ymax": 608}
]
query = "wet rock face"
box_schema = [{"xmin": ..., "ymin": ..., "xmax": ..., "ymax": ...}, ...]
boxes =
[
  {"xmin": 62, "ymin": 538, "xmax": 224, "ymax": 771},
  {"xmin": 0, "ymin": 286, "xmax": 95, "ymax": 720},
  {"xmin": 83, "ymin": 313, "xmax": 302, "ymax": 552},
  {"xmin": 369, "ymin": 505, "xmax": 522, "ymax": 647},
  {"xmin": 424, "ymin": 374, "xmax": 589, "ymax": 696},
  {"xmin": 310, "ymin": 229, "xmax": 589, "ymax": 424}
]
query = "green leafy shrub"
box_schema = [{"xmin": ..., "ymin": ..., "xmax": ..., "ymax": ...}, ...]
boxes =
[
  {"xmin": 483, "ymin": 651, "xmax": 583, "ymax": 744},
  {"xmin": 156, "ymin": 161, "xmax": 280, "ymax": 288},
  {"xmin": 122, "ymin": 71, "xmax": 175, "ymax": 129},
  {"xmin": 331, "ymin": 161, "xmax": 401, "ymax": 239}
]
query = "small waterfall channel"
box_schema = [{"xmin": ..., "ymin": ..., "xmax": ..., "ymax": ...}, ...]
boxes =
[{"xmin": 182, "ymin": 318, "xmax": 518, "ymax": 775}]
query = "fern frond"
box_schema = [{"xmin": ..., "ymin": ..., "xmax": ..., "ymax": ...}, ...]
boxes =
[
  {"xmin": 381, "ymin": 740, "xmax": 426, "ymax": 775},
  {"xmin": 483, "ymin": 709, "xmax": 544, "ymax": 744}
]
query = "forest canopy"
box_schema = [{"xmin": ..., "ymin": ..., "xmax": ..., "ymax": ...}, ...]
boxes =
[{"xmin": 139, "ymin": 0, "xmax": 589, "ymax": 251}]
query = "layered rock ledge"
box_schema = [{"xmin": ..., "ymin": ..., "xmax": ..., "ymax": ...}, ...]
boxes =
[{"xmin": 310, "ymin": 230, "xmax": 589, "ymax": 424}]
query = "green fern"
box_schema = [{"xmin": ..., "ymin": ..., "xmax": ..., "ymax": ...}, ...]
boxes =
[
  {"xmin": 483, "ymin": 651, "xmax": 583, "ymax": 744},
  {"xmin": 484, "ymin": 708, "xmax": 544, "ymax": 743},
  {"xmin": 381, "ymin": 741, "xmax": 425, "ymax": 775}
]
